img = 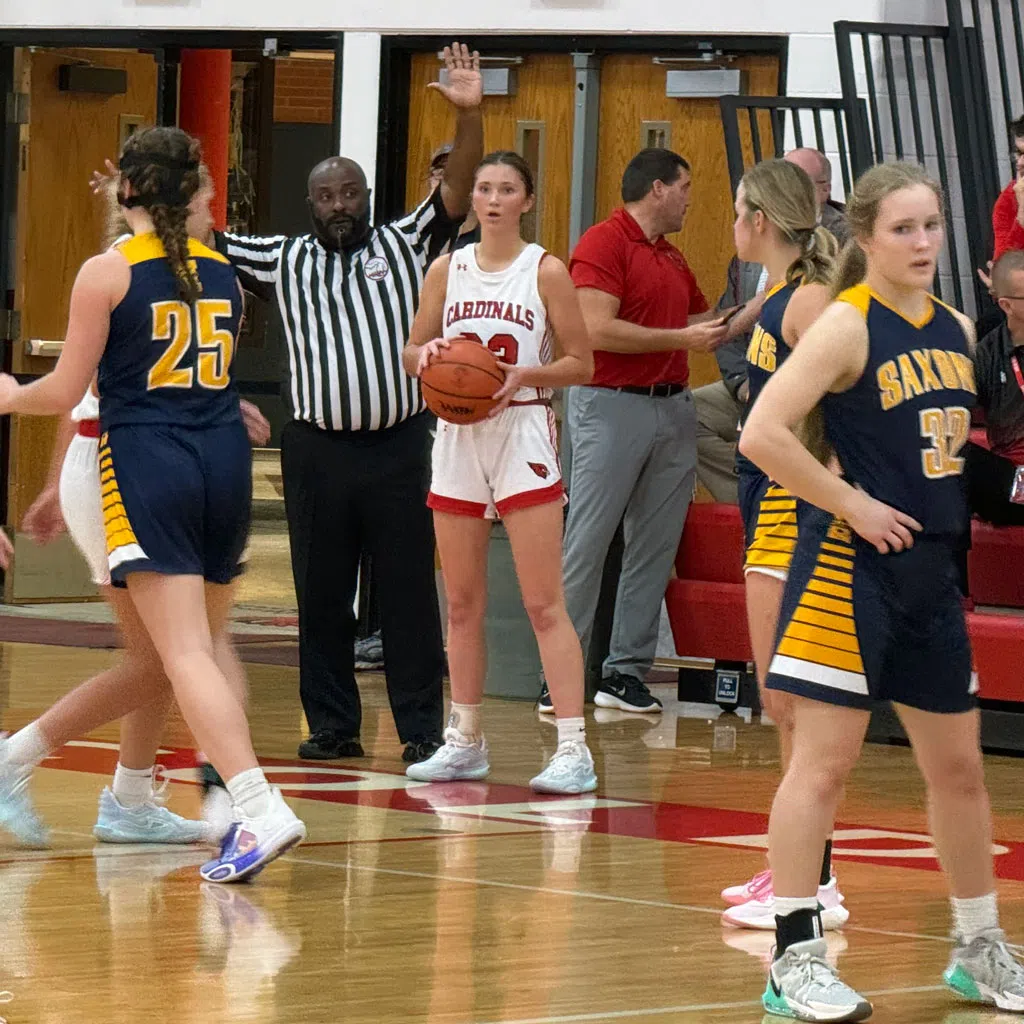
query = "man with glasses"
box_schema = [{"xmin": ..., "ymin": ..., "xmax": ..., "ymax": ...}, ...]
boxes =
[{"xmin": 966, "ymin": 249, "xmax": 1024, "ymax": 526}]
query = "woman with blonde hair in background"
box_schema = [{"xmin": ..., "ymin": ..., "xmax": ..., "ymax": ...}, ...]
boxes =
[{"xmin": 720, "ymin": 159, "xmax": 848, "ymax": 931}]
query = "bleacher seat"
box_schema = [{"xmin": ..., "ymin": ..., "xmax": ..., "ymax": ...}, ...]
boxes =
[
  {"xmin": 968, "ymin": 521, "xmax": 1024, "ymax": 608},
  {"xmin": 665, "ymin": 502, "xmax": 1024, "ymax": 707}
]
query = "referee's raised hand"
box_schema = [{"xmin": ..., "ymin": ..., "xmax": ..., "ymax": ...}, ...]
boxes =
[{"xmin": 428, "ymin": 42, "xmax": 482, "ymax": 110}]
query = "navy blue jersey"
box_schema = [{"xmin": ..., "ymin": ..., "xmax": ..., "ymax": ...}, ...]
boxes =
[
  {"xmin": 99, "ymin": 233, "xmax": 243, "ymax": 430},
  {"xmin": 824, "ymin": 284, "xmax": 976, "ymax": 536},
  {"xmin": 737, "ymin": 278, "xmax": 799, "ymax": 477}
]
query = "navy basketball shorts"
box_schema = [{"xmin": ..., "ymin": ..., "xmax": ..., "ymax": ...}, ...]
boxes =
[
  {"xmin": 100, "ymin": 421, "xmax": 252, "ymax": 587},
  {"xmin": 738, "ymin": 468, "xmax": 798, "ymax": 582},
  {"xmin": 766, "ymin": 503, "xmax": 975, "ymax": 714}
]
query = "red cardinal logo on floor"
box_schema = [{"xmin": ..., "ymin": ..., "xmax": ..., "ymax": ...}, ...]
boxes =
[{"xmin": 528, "ymin": 462, "xmax": 549, "ymax": 479}]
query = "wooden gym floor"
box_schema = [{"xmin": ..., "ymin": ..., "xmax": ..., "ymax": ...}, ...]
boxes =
[
  {"xmin": 1, "ymin": 518, "xmax": 1023, "ymax": 1023},
  {"xmin": 0, "ymin": 644, "xmax": 1023, "ymax": 1022}
]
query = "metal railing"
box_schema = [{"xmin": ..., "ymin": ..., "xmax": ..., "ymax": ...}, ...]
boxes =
[{"xmin": 719, "ymin": 94, "xmax": 871, "ymax": 197}]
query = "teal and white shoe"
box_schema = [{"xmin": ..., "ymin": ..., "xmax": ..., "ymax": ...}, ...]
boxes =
[
  {"xmin": 0, "ymin": 749, "xmax": 47, "ymax": 848},
  {"xmin": 93, "ymin": 786, "xmax": 211, "ymax": 845},
  {"xmin": 763, "ymin": 938, "xmax": 872, "ymax": 1021},
  {"xmin": 405, "ymin": 731, "xmax": 490, "ymax": 783},
  {"xmin": 944, "ymin": 928, "xmax": 1024, "ymax": 1011}
]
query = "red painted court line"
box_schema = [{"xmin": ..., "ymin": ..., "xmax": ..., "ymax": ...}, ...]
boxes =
[{"xmin": 41, "ymin": 740, "xmax": 1024, "ymax": 880}]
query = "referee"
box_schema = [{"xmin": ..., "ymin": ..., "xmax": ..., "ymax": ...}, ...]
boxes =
[{"xmin": 219, "ymin": 43, "xmax": 483, "ymax": 764}]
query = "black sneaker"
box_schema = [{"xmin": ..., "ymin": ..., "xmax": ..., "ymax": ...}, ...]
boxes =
[
  {"xmin": 297, "ymin": 730, "xmax": 364, "ymax": 760},
  {"xmin": 353, "ymin": 631, "xmax": 384, "ymax": 671},
  {"xmin": 594, "ymin": 671, "xmax": 663, "ymax": 714},
  {"xmin": 537, "ymin": 680, "xmax": 554, "ymax": 714},
  {"xmin": 402, "ymin": 739, "xmax": 442, "ymax": 764}
]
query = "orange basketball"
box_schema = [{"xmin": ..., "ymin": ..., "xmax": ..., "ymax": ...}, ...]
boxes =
[{"xmin": 420, "ymin": 337, "xmax": 506, "ymax": 424}]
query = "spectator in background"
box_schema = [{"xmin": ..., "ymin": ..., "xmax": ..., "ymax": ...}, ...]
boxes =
[
  {"xmin": 694, "ymin": 257, "xmax": 762, "ymax": 502},
  {"xmin": 784, "ymin": 148, "xmax": 851, "ymax": 246},
  {"xmin": 544, "ymin": 148, "xmax": 762, "ymax": 714},
  {"xmin": 967, "ymin": 250, "xmax": 1024, "ymax": 526},
  {"xmin": 991, "ymin": 116, "xmax": 1024, "ymax": 262}
]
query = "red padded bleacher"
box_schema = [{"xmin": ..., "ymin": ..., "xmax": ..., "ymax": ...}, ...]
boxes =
[
  {"xmin": 666, "ymin": 502, "xmax": 1024, "ymax": 705},
  {"xmin": 666, "ymin": 503, "xmax": 750, "ymax": 663},
  {"xmin": 968, "ymin": 521, "xmax": 1024, "ymax": 608}
]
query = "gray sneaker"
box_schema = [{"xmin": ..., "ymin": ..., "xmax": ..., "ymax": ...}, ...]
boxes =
[
  {"xmin": 354, "ymin": 631, "xmax": 384, "ymax": 671},
  {"xmin": 944, "ymin": 928, "xmax": 1024, "ymax": 1011},
  {"xmin": 763, "ymin": 938, "xmax": 872, "ymax": 1021},
  {"xmin": 530, "ymin": 740, "xmax": 598, "ymax": 795},
  {"xmin": 405, "ymin": 730, "xmax": 489, "ymax": 782}
]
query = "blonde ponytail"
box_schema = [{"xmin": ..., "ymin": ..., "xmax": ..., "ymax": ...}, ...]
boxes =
[{"xmin": 830, "ymin": 240, "xmax": 868, "ymax": 299}]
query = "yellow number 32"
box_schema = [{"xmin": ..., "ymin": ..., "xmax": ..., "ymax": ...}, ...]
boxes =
[
  {"xmin": 147, "ymin": 299, "xmax": 235, "ymax": 392},
  {"xmin": 919, "ymin": 406, "xmax": 970, "ymax": 479}
]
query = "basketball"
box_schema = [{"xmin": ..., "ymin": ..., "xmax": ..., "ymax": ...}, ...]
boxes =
[{"xmin": 420, "ymin": 337, "xmax": 506, "ymax": 424}]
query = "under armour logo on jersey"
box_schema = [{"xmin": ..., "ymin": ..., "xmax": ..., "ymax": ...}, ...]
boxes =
[
  {"xmin": 528, "ymin": 462, "xmax": 549, "ymax": 479},
  {"xmin": 456, "ymin": 262, "xmax": 468, "ymax": 272}
]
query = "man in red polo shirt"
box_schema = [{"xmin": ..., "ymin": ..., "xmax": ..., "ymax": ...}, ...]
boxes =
[{"xmin": 545, "ymin": 148, "xmax": 762, "ymax": 713}]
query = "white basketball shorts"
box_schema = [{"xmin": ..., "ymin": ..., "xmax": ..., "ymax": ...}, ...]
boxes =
[
  {"xmin": 428, "ymin": 403, "xmax": 564, "ymax": 520},
  {"xmin": 59, "ymin": 432, "xmax": 110, "ymax": 586}
]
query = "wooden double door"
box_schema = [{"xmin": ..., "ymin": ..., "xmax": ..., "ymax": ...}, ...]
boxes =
[{"xmin": 405, "ymin": 49, "xmax": 779, "ymax": 388}]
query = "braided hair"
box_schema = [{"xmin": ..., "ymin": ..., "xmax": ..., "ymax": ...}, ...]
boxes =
[{"xmin": 118, "ymin": 127, "xmax": 203, "ymax": 304}]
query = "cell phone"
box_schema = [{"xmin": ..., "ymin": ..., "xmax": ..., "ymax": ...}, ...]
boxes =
[
  {"xmin": 1010, "ymin": 465, "xmax": 1024, "ymax": 504},
  {"xmin": 718, "ymin": 304, "xmax": 743, "ymax": 324}
]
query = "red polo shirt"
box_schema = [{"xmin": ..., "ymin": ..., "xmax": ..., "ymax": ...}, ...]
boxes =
[{"xmin": 569, "ymin": 208, "xmax": 708, "ymax": 388}]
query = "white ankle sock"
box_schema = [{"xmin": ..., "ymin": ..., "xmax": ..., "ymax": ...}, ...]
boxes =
[
  {"xmin": 951, "ymin": 892, "xmax": 999, "ymax": 944},
  {"xmin": 111, "ymin": 763, "xmax": 154, "ymax": 809},
  {"xmin": 226, "ymin": 768, "xmax": 273, "ymax": 819},
  {"xmin": 556, "ymin": 717, "xmax": 586, "ymax": 745},
  {"xmin": 773, "ymin": 895, "xmax": 821, "ymax": 916},
  {"xmin": 5, "ymin": 722, "xmax": 51, "ymax": 770},
  {"xmin": 447, "ymin": 703, "xmax": 482, "ymax": 742}
]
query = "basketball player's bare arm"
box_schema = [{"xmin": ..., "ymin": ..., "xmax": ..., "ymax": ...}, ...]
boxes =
[
  {"xmin": 781, "ymin": 282, "xmax": 832, "ymax": 347},
  {"xmin": 576, "ymin": 288, "xmax": 730, "ymax": 354},
  {"xmin": 22, "ymin": 413, "xmax": 76, "ymax": 546},
  {"xmin": 404, "ymin": 257, "xmax": 450, "ymax": 377},
  {"xmin": 489, "ymin": 257, "xmax": 593, "ymax": 413},
  {"xmin": 741, "ymin": 301, "xmax": 923, "ymax": 554},
  {"xmin": 0, "ymin": 252, "xmax": 127, "ymax": 417}
]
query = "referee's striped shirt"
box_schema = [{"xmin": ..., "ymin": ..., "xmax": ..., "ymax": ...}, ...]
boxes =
[{"xmin": 220, "ymin": 190, "xmax": 454, "ymax": 432}]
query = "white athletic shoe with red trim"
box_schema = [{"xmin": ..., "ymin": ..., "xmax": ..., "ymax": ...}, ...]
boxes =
[{"xmin": 722, "ymin": 876, "xmax": 849, "ymax": 931}]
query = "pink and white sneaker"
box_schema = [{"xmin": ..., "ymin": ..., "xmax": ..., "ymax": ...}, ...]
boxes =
[
  {"xmin": 721, "ymin": 876, "xmax": 849, "ymax": 931},
  {"xmin": 721, "ymin": 868, "xmax": 773, "ymax": 907}
]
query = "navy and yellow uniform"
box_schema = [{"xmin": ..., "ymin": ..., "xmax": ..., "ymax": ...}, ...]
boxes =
[
  {"xmin": 767, "ymin": 284, "xmax": 977, "ymax": 713},
  {"xmin": 738, "ymin": 279, "xmax": 799, "ymax": 579},
  {"xmin": 99, "ymin": 232, "xmax": 249, "ymax": 585}
]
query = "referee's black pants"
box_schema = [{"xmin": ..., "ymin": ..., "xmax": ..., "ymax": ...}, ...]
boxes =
[{"xmin": 281, "ymin": 414, "xmax": 444, "ymax": 745}]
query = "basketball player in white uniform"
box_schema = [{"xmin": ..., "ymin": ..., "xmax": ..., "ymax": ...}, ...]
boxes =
[{"xmin": 402, "ymin": 151, "xmax": 596, "ymax": 794}]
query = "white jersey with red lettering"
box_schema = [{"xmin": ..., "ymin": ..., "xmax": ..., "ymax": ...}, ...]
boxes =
[
  {"xmin": 442, "ymin": 242, "xmax": 552, "ymax": 403},
  {"xmin": 429, "ymin": 243, "xmax": 563, "ymax": 520}
]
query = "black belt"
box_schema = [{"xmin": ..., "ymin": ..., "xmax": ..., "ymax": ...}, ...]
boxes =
[{"xmin": 605, "ymin": 383, "xmax": 687, "ymax": 398}]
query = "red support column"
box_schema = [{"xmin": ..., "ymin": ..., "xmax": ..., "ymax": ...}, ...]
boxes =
[{"xmin": 177, "ymin": 49, "xmax": 232, "ymax": 230}]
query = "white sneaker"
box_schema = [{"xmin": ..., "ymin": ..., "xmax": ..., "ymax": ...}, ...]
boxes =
[
  {"xmin": 93, "ymin": 787, "xmax": 213, "ymax": 844},
  {"xmin": 529, "ymin": 740, "xmax": 597, "ymax": 795},
  {"xmin": 200, "ymin": 788, "xmax": 306, "ymax": 884},
  {"xmin": 723, "ymin": 877, "xmax": 849, "ymax": 931},
  {"xmin": 405, "ymin": 730, "xmax": 489, "ymax": 782}
]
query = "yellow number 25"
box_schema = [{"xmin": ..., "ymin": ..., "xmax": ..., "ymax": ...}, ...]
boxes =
[{"xmin": 147, "ymin": 299, "xmax": 235, "ymax": 392}]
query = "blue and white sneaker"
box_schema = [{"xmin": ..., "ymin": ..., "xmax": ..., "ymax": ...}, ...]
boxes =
[
  {"xmin": 200, "ymin": 788, "xmax": 306, "ymax": 884},
  {"xmin": 529, "ymin": 740, "xmax": 598, "ymax": 794},
  {"xmin": 0, "ymin": 745, "xmax": 47, "ymax": 848},
  {"xmin": 93, "ymin": 786, "xmax": 212, "ymax": 845}
]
